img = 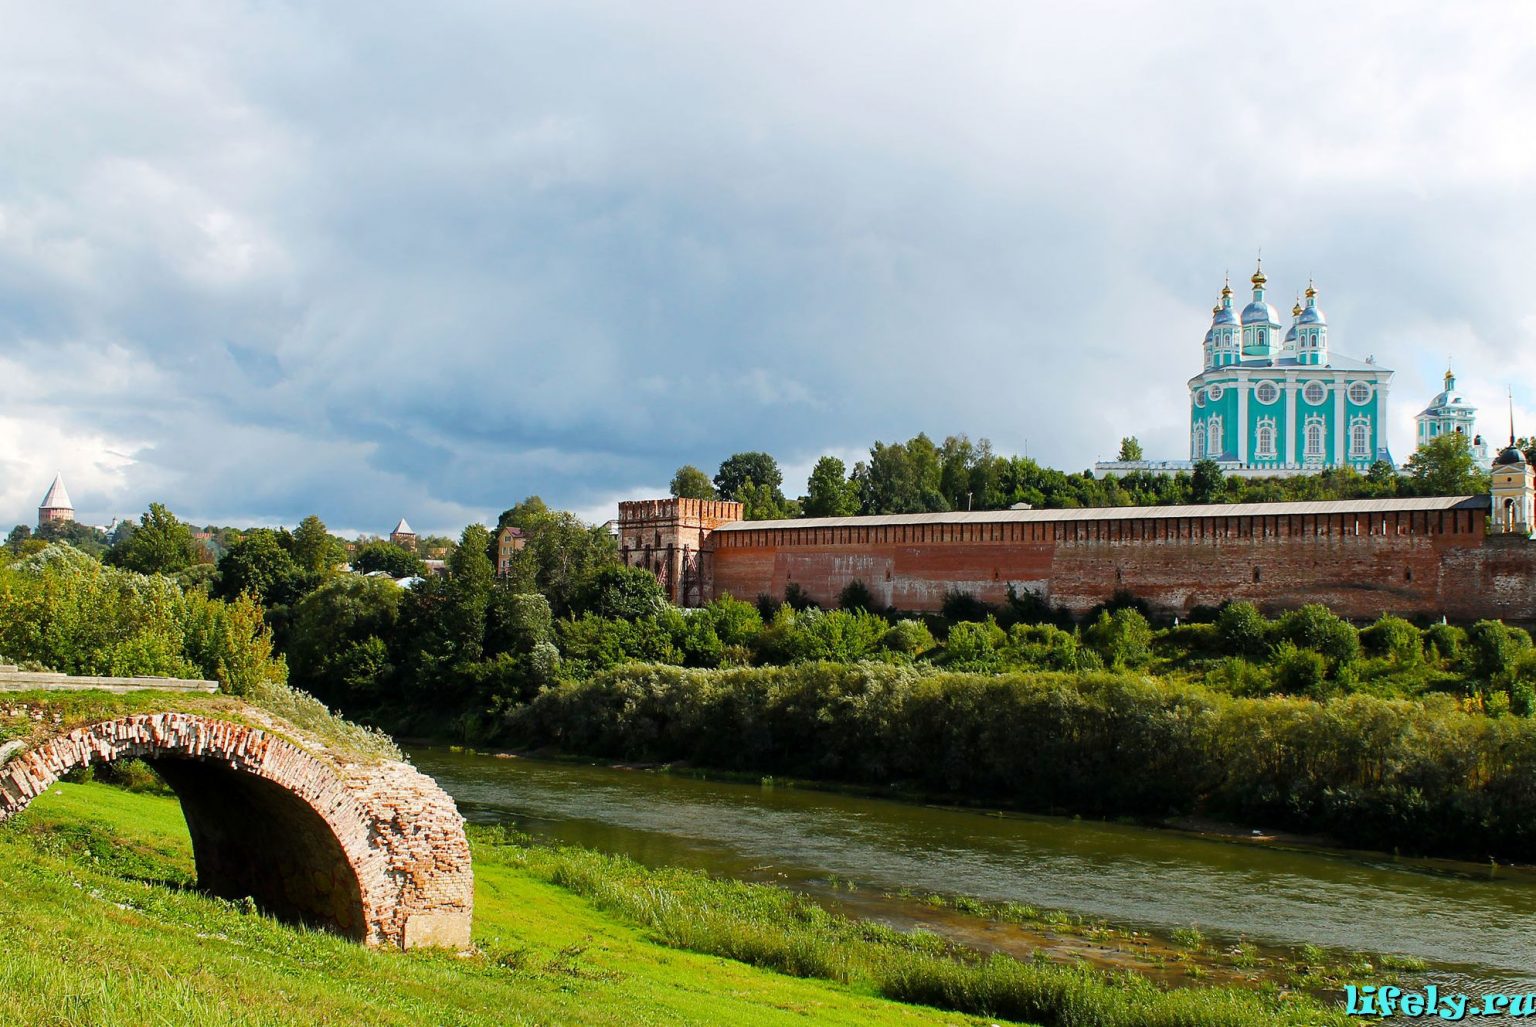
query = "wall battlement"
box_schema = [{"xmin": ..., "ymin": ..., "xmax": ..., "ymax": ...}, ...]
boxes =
[{"xmin": 619, "ymin": 494, "xmax": 1536, "ymax": 623}]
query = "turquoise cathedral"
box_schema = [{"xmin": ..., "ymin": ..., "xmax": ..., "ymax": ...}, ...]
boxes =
[{"xmin": 1189, "ymin": 261, "xmax": 1393, "ymax": 472}]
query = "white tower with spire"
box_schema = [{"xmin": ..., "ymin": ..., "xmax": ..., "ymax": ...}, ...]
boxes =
[
  {"xmin": 37, "ymin": 475, "xmax": 74, "ymax": 526},
  {"xmin": 1490, "ymin": 396, "xmax": 1534, "ymax": 536}
]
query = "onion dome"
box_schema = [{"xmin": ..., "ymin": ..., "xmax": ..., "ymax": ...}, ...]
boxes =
[
  {"xmin": 1284, "ymin": 296, "xmax": 1301, "ymax": 344},
  {"xmin": 1240, "ymin": 261, "xmax": 1279, "ymax": 325},
  {"xmin": 1494, "ymin": 444, "xmax": 1528, "ymax": 467},
  {"xmin": 1209, "ymin": 278, "xmax": 1238, "ymax": 326},
  {"xmin": 1297, "ymin": 280, "xmax": 1326, "ymax": 325}
]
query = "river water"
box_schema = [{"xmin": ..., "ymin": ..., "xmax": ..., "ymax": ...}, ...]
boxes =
[{"xmin": 410, "ymin": 747, "xmax": 1536, "ymax": 1001}]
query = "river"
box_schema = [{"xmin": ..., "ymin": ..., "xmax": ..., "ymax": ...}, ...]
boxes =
[{"xmin": 410, "ymin": 747, "xmax": 1536, "ymax": 1003}]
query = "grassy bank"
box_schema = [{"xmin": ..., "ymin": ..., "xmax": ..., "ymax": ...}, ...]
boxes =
[{"xmin": 0, "ymin": 782, "xmax": 1353, "ymax": 1026}]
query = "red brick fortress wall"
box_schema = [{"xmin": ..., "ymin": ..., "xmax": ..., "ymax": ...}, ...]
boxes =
[{"xmin": 702, "ymin": 498, "xmax": 1536, "ymax": 623}]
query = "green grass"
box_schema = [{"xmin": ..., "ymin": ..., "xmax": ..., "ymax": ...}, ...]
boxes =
[
  {"xmin": 0, "ymin": 782, "xmax": 985, "ymax": 1026},
  {"xmin": 0, "ymin": 783, "xmax": 1356, "ymax": 1026}
]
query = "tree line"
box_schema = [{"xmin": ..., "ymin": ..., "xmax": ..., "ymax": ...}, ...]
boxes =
[{"xmin": 669, "ymin": 430, "xmax": 1505, "ymax": 521}]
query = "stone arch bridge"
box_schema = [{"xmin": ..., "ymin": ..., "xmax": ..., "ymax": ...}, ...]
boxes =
[{"xmin": 0, "ymin": 699, "xmax": 472, "ymax": 950}]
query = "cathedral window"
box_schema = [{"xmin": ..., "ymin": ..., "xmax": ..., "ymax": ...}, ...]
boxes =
[
  {"xmin": 1255, "ymin": 381, "xmax": 1278, "ymax": 404},
  {"xmin": 1348, "ymin": 382, "xmax": 1372, "ymax": 405},
  {"xmin": 1192, "ymin": 422, "xmax": 1206, "ymax": 459},
  {"xmin": 1208, "ymin": 383, "xmax": 1224, "ymax": 401},
  {"xmin": 1255, "ymin": 419, "xmax": 1277, "ymax": 458},
  {"xmin": 1304, "ymin": 416, "xmax": 1325, "ymax": 458},
  {"xmin": 1349, "ymin": 417, "xmax": 1371, "ymax": 458},
  {"xmin": 1207, "ymin": 416, "xmax": 1223, "ymax": 457},
  {"xmin": 1303, "ymin": 381, "xmax": 1326, "ymax": 404}
]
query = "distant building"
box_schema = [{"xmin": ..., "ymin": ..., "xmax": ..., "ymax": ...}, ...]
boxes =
[
  {"xmin": 496, "ymin": 526, "xmax": 526, "ymax": 576},
  {"xmin": 1415, "ymin": 368, "xmax": 1489, "ymax": 465},
  {"xmin": 1096, "ymin": 261, "xmax": 1395, "ymax": 478},
  {"xmin": 37, "ymin": 475, "xmax": 74, "ymax": 526},
  {"xmin": 390, "ymin": 517, "xmax": 417, "ymax": 550}
]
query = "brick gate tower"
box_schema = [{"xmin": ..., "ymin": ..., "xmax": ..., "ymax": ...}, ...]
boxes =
[{"xmin": 617, "ymin": 498, "xmax": 743, "ymax": 606}]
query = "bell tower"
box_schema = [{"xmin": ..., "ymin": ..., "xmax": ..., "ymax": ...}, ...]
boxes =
[{"xmin": 1489, "ymin": 399, "xmax": 1534, "ymax": 536}]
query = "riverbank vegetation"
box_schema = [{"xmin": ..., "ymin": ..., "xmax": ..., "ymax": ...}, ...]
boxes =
[
  {"xmin": 2, "ymin": 779, "xmax": 1354, "ymax": 1027},
  {"xmin": 506, "ymin": 662, "xmax": 1536, "ymax": 862}
]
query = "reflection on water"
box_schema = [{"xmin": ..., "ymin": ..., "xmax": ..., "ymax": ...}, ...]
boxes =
[{"xmin": 411, "ymin": 747, "xmax": 1536, "ymax": 997}]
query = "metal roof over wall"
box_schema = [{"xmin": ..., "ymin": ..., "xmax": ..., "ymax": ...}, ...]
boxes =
[{"xmin": 716, "ymin": 495, "xmax": 1488, "ymax": 532}]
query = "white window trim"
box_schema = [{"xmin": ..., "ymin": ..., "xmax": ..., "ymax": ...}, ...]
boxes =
[
  {"xmin": 1304, "ymin": 414, "xmax": 1326, "ymax": 458},
  {"xmin": 1349, "ymin": 415, "xmax": 1372, "ymax": 458}
]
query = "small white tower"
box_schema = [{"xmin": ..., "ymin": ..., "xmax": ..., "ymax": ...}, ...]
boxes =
[{"xmin": 1490, "ymin": 399, "xmax": 1534, "ymax": 536}]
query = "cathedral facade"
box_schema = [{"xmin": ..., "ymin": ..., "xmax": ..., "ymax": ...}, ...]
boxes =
[{"xmin": 1188, "ymin": 263, "xmax": 1393, "ymax": 472}]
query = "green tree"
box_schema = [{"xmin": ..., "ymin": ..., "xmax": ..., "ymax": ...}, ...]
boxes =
[
  {"xmin": 352, "ymin": 540, "xmax": 427, "ymax": 578},
  {"xmin": 444, "ymin": 524, "xmax": 496, "ymax": 664},
  {"xmin": 669, "ymin": 465, "xmax": 717, "ymax": 500},
  {"xmin": 291, "ymin": 515, "xmax": 344, "ymax": 573},
  {"xmin": 487, "ymin": 590, "xmax": 555, "ymax": 656},
  {"xmin": 736, "ymin": 480, "xmax": 800, "ymax": 521},
  {"xmin": 856, "ymin": 434, "xmax": 947, "ymax": 514},
  {"xmin": 5, "ymin": 525, "xmax": 32, "ymax": 555},
  {"xmin": 803, "ymin": 456, "xmax": 859, "ymax": 517},
  {"xmin": 1214, "ymin": 601, "xmax": 1269, "ymax": 659},
  {"xmin": 1117, "ymin": 436, "xmax": 1144, "ymax": 462},
  {"xmin": 1084, "ymin": 608, "xmax": 1153, "ymax": 668},
  {"xmin": 284, "ymin": 575, "xmax": 402, "ymax": 700},
  {"xmin": 1190, "ymin": 460, "xmax": 1225, "ymax": 505},
  {"xmin": 578, "ymin": 564, "xmax": 667, "ymax": 620},
  {"xmin": 215, "ymin": 530, "xmax": 302, "ymax": 605},
  {"xmin": 1402, "ymin": 433, "xmax": 1489, "ymax": 497},
  {"xmin": 715, "ymin": 452, "xmax": 783, "ymax": 499},
  {"xmin": 106, "ymin": 503, "xmax": 199, "ymax": 576},
  {"xmin": 496, "ymin": 497, "xmax": 620, "ymax": 615}
]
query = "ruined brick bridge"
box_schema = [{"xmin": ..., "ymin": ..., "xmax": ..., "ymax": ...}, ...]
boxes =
[{"xmin": 0, "ymin": 674, "xmax": 472, "ymax": 950}]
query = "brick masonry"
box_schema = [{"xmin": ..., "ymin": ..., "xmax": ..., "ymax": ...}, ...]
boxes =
[
  {"xmin": 0, "ymin": 711, "xmax": 472, "ymax": 950},
  {"xmin": 691, "ymin": 499, "xmax": 1536, "ymax": 623}
]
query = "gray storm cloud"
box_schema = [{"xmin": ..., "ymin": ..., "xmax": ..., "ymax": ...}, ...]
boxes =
[{"xmin": 2, "ymin": 0, "xmax": 1534, "ymax": 533}]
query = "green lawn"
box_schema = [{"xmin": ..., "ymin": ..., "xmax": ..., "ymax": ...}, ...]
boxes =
[{"xmin": 0, "ymin": 782, "xmax": 980, "ymax": 1026}]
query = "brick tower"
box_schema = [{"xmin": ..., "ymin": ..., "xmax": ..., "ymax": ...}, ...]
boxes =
[{"xmin": 617, "ymin": 498, "xmax": 744, "ymax": 606}]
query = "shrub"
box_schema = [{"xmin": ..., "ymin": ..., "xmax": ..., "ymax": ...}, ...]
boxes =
[
  {"xmin": 837, "ymin": 579, "xmax": 875, "ymax": 612},
  {"xmin": 1001, "ymin": 623, "xmax": 1083, "ymax": 672},
  {"xmin": 944, "ymin": 620, "xmax": 1005, "ymax": 670},
  {"xmin": 1423, "ymin": 622, "xmax": 1466, "ymax": 667},
  {"xmin": 1463, "ymin": 620, "xmax": 1532, "ymax": 682},
  {"xmin": 1083, "ymin": 608, "xmax": 1153, "ymax": 669},
  {"xmin": 703, "ymin": 595, "xmax": 763, "ymax": 647},
  {"xmin": 783, "ymin": 582, "xmax": 818, "ymax": 611},
  {"xmin": 1214, "ymin": 602, "xmax": 1269, "ymax": 660},
  {"xmin": 1360, "ymin": 615, "xmax": 1422, "ymax": 666},
  {"xmin": 941, "ymin": 590, "xmax": 993, "ymax": 622},
  {"xmin": 883, "ymin": 619, "xmax": 936, "ymax": 656},
  {"xmin": 1275, "ymin": 604, "xmax": 1359, "ymax": 669},
  {"xmin": 1271, "ymin": 642, "xmax": 1329, "ymax": 698}
]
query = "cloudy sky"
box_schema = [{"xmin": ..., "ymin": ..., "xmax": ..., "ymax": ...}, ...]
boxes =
[{"xmin": 4, "ymin": 1, "xmax": 1535, "ymax": 534}]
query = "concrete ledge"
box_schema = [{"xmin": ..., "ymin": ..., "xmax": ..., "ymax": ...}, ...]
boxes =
[{"xmin": 0, "ymin": 671, "xmax": 218, "ymax": 694}]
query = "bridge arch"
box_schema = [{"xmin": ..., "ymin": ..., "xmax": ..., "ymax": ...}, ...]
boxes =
[{"xmin": 0, "ymin": 712, "xmax": 472, "ymax": 949}]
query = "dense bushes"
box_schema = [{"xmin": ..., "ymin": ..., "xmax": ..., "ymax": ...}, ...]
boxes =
[
  {"xmin": 509, "ymin": 662, "xmax": 1536, "ymax": 861},
  {"xmin": 0, "ymin": 545, "xmax": 285, "ymax": 695}
]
